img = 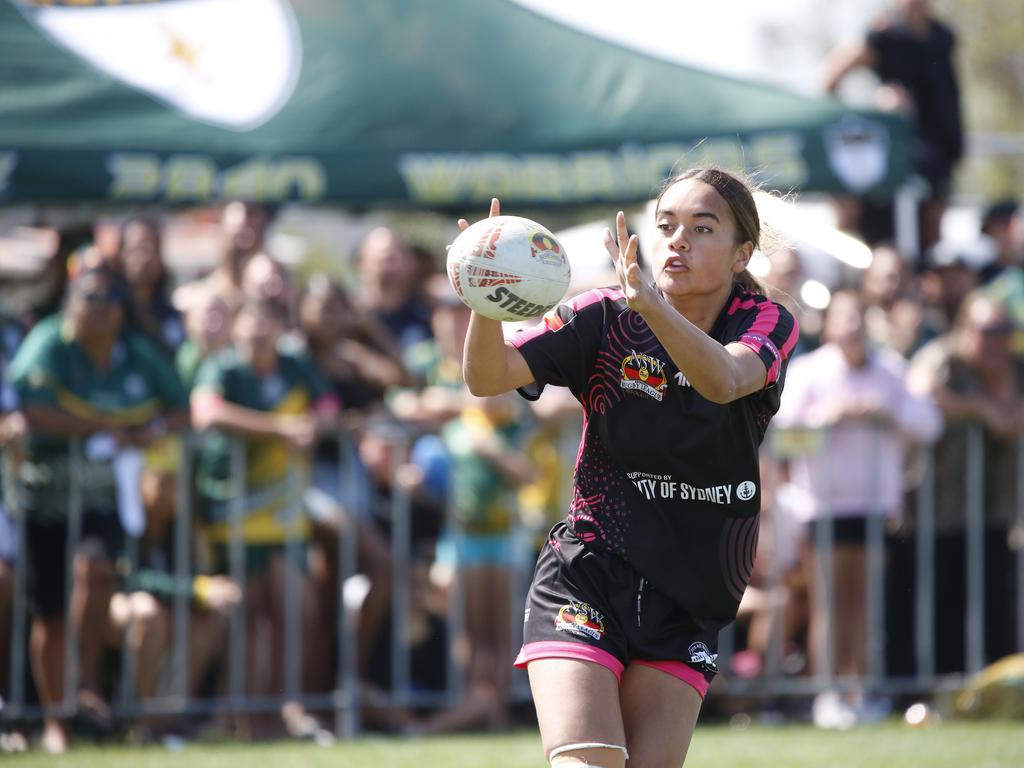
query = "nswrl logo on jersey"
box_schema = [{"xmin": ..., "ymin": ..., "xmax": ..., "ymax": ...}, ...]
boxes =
[
  {"xmin": 620, "ymin": 351, "xmax": 668, "ymax": 401},
  {"xmin": 13, "ymin": 0, "xmax": 302, "ymax": 131}
]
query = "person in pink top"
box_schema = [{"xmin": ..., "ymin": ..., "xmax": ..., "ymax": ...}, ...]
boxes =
[{"xmin": 773, "ymin": 288, "xmax": 942, "ymax": 727}]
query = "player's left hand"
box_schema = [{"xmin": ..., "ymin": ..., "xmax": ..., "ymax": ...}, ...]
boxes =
[
  {"xmin": 450, "ymin": 198, "xmax": 501, "ymax": 245},
  {"xmin": 605, "ymin": 211, "xmax": 657, "ymax": 315}
]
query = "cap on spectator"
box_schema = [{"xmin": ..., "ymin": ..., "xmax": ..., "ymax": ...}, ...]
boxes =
[
  {"xmin": 924, "ymin": 235, "xmax": 998, "ymax": 272},
  {"xmin": 981, "ymin": 200, "xmax": 1020, "ymax": 233}
]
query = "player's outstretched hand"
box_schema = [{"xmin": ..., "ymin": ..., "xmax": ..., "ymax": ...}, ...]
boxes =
[
  {"xmin": 449, "ymin": 197, "xmax": 502, "ymax": 246},
  {"xmin": 605, "ymin": 211, "xmax": 657, "ymax": 315}
]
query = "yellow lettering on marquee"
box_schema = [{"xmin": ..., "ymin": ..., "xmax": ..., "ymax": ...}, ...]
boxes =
[
  {"xmin": 108, "ymin": 153, "xmax": 161, "ymax": 199},
  {"xmin": 470, "ymin": 154, "xmax": 516, "ymax": 201},
  {"xmin": 521, "ymin": 155, "xmax": 565, "ymax": 202},
  {"xmin": 686, "ymin": 138, "xmax": 745, "ymax": 175},
  {"xmin": 163, "ymin": 155, "xmax": 215, "ymax": 201},
  {"xmin": 396, "ymin": 156, "xmax": 466, "ymax": 205},
  {"xmin": 269, "ymin": 158, "xmax": 326, "ymax": 201},
  {"xmin": 748, "ymin": 133, "xmax": 807, "ymax": 189},
  {"xmin": 570, "ymin": 153, "xmax": 616, "ymax": 199},
  {"xmin": 220, "ymin": 158, "xmax": 269, "ymax": 201}
]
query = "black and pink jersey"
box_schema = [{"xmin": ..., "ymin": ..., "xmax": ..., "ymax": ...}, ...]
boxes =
[{"xmin": 511, "ymin": 283, "xmax": 798, "ymax": 627}]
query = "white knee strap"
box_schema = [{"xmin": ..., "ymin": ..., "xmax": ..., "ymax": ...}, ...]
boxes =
[{"xmin": 549, "ymin": 742, "xmax": 629, "ymax": 763}]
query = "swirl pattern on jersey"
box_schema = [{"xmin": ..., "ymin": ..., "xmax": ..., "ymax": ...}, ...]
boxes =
[
  {"xmin": 720, "ymin": 514, "xmax": 760, "ymax": 602},
  {"xmin": 568, "ymin": 431, "xmax": 631, "ymax": 553}
]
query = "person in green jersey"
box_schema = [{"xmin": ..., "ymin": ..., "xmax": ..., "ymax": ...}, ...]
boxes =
[
  {"xmin": 190, "ymin": 296, "xmax": 339, "ymax": 738},
  {"xmin": 6, "ymin": 264, "xmax": 188, "ymax": 753}
]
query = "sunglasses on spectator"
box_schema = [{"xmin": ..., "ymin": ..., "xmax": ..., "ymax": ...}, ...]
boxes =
[{"xmin": 80, "ymin": 291, "xmax": 117, "ymax": 306}]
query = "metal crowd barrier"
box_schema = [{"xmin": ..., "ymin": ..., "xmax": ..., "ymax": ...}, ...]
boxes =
[{"xmin": 2, "ymin": 422, "xmax": 1023, "ymax": 734}]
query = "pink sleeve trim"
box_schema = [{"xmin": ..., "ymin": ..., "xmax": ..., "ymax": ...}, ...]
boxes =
[
  {"xmin": 514, "ymin": 641, "xmax": 624, "ymax": 683},
  {"xmin": 509, "ymin": 287, "xmax": 623, "ymax": 349},
  {"xmin": 736, "ymin": 334, "xmax": 783, "ymax": 386}
]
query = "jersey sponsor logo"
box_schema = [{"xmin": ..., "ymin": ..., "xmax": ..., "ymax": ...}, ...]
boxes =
[
  {"xmin": 736, "ymin": 480, "xmax": 757, "ymax": 501},
  {"xmin": 688, "ymin": 641, "xmax": 719, "ymax": 673},
  {"xmin": 620, "ymin": 351, "xmax": 668, "ymax": 401},
  {"xmin": 555, "ymin": 599, "xmax": 605, "ymax": 641},
  {"xmin": 626, "ymin": 472, "xmax": 757, "ymax": 505},
  {"xmin": 674, "ymin": 371, "xmax": 691, "ymax": 388}
]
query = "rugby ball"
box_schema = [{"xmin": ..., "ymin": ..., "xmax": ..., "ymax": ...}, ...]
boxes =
[{"xmin": 446, "ymin": 215, "xmax": 571, "ymax": 321}]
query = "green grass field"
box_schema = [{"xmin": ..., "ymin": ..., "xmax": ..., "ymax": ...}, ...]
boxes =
[{"xmin": 2, "ymin": 720, "xmax": 1020, "ymax": 768}]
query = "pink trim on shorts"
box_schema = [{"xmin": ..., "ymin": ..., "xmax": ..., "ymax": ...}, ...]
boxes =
[
  {"xmin": 514, "ymin": 641, "xmax": 625, "ymax": 683},
  {"xmin": 632, "ymin": 660, "xmax": 710, "ymax": 699}
]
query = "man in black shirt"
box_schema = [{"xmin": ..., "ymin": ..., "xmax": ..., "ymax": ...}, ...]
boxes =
[{"xmin": 825, "ymin": 0, "xmax": 963, "ymax": 254}]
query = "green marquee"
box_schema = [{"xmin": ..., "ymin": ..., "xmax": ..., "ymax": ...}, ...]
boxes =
[{"xmin": 0, "ymin": 0, "xmax": 910, "ymax": 208}]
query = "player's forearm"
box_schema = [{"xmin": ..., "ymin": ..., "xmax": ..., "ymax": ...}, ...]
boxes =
[
  {"xmin": 641, "ymin": 295, "xmax": 745, "ymax": 404},
  {"xmin": 463, "ymin": 312, "xmax": 512, "ymax": 397}
]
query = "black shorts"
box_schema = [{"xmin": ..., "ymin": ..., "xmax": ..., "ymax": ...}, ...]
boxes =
[
  {"xmin": 515, "ymin": 522, "xmax": 716, "ymax": 698},
  {"xmin": 808, "ymin": 516, "xmax": 885, "ymax": 547},
  {"xmin": 26, "ymin": 510, "xmax": 123, "ymax": 618}
]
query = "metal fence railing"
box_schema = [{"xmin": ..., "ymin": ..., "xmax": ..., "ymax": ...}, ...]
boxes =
[{"xmin": 1, "ymin": 422, "xmax": 1022, "ymax": 735}]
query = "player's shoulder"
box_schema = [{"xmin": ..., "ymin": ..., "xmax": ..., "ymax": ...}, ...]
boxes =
[
  {"xmin": 540, "ymin": 286, "xmax": 625, "ymax": 331},
  {"xmin": 727, "ymin": 288, "xmax": 795, "ymax": 324},
  {"xmin": 564, "ymin": 286, "xmax": 626, "ymax": 313}
]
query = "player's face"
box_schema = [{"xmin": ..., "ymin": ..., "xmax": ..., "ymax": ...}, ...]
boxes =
[{"xmin": 652, "ymin": 179, "xmax": 751, "ymax": 301}]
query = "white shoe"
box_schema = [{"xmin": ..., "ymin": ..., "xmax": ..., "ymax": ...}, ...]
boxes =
[{"xmin": 812, "ymin": 691, "xmax": 856, "ymax": 730}]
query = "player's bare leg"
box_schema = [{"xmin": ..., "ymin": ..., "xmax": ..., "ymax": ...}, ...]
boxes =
[
  {"xmin": 620, "ymin": 663, "xmax": 702, "ymax": 767},
  {"xmin": 527, "ymin": 658, "xmax": 626, "ymax": 767}
]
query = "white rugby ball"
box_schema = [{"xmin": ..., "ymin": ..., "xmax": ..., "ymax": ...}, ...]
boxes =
[{"xmin": 446, "ymin": 215, "xmax": 571, "ymax": 321}]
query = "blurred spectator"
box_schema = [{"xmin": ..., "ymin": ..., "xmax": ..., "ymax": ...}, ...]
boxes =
[
  {"xmin": 860, "ymin": 244, "xmax": 929, "ymax": 358},
  {"xmin": 300, "ymin": 273, "xmax": 408, "ymax": 425},
  {"xmin": 354, "ymin": 227, "xmax": 434, "ymax": 357},
  {"xmin": 979, "ymin": 201, "xmax": 1024, "ymax": 284},
  {"xmin": 392, "ymin": 277, "xmax": 473, "ymax": 429},
  {"xmin": 764, "ymin": 246, "xmax": 821, "ymax": 354},
  {"xmin": 410, "ymin": 392, "xmax": 535, "ymax": 735},
  {"xmin": 918, "ymin": 238, "xmax": 986, "ymax": 340},
  {"xmin": 175, "ymin": 288, "xmax": 237, "ymax": 393},
  {"xmin": 190, "ymin": 296, "xmax": 337, "ymax": 739},
  {"xmin": 240, "ymin": 251, "xmax": 297, "ymax": 324},
  {"xmin": 0, "ymin": 314, "xmax": 28, "ymax": 717},
  {"xmin": 731, "ymin": 449, "xmax": 809, "ymax": 682},
  {"xmin": 298, "ymin": 274, "xmax": 402, "ymax": 684},
  {"xmin": 824, "ymin": 0, "xmax": 963, "ymax": 253},
  {"xmin": 107, "ymin": 482, "xmax": 240, "ymax": 742},
  {"xmin": 113, "ymin": 217, "xmax": 186, "ymax": 357},
  {"xmin": 174, "ymin": 202, "xmax": 272, "ymax": 314},
  {"xmin": 773, "ymin": 289, "xmax": 942, "ymax": 728},
  {"xmin": 4, "ymin": 264, "xmax": 188, "ymax": 753},
  {"xmin": 906, "ymin": 294, "xmax": 1022, "ymax": 671}
]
